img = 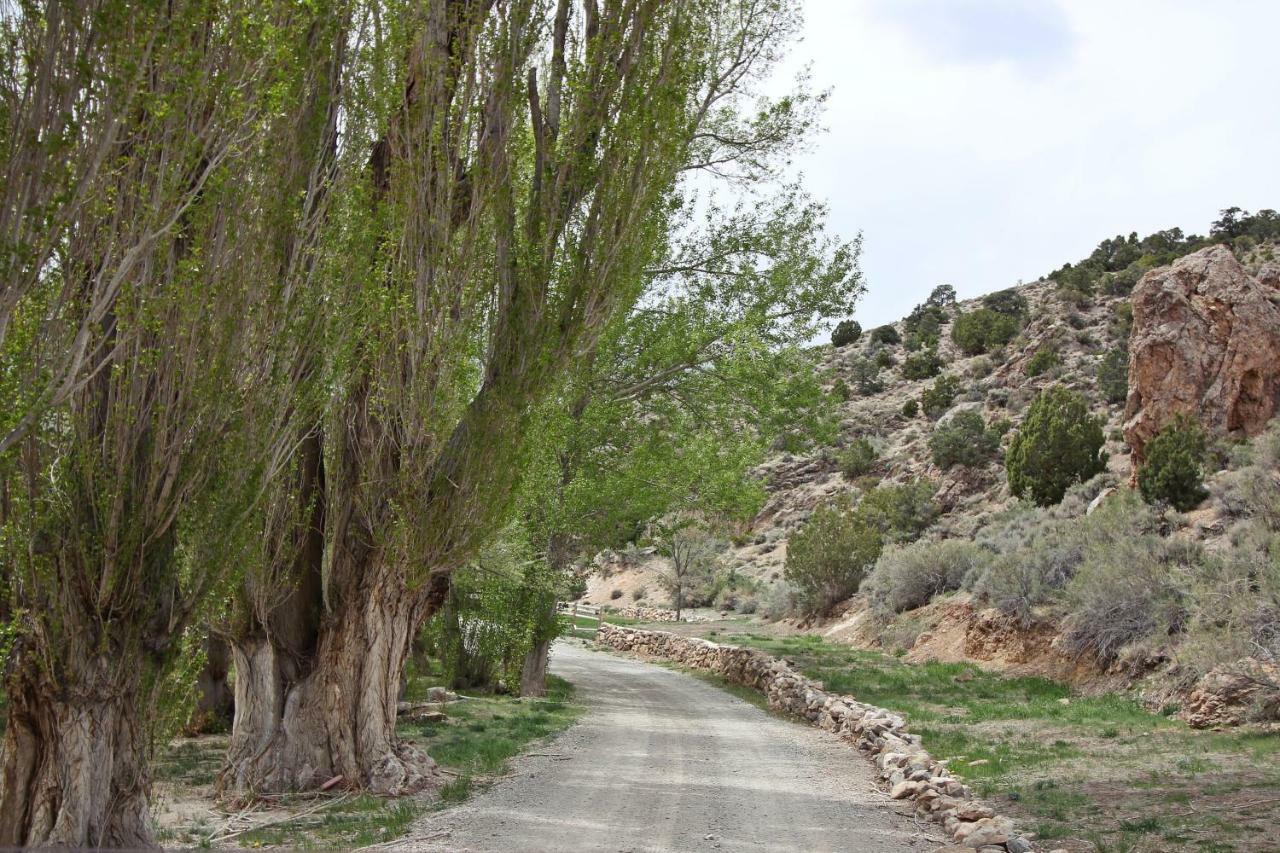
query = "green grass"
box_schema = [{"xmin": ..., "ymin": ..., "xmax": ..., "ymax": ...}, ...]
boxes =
[
  {"xmin": 410, "ymin": 675, "xmax": 582, "ymax": 776},
  {"xmin": 703, "ymin": 631, "xmax": 1280, "ymax": 853}
]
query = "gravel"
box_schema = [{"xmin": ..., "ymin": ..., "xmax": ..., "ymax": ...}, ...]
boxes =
[{"xmin": 392, "ymin": 641, "xmax": 922, "ymax": 852}]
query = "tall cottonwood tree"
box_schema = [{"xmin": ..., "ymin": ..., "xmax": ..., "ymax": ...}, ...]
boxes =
[
  {"xmin": 0, "ymin": 1, "xmax": 344, "ymax": 845},
  {"xmin": 223, "ymin": 0, "xmax": 763, "ymax": 796},
  {"xmin": 512, "ymin": 1, "xmax": 858, "ymax": 692}
]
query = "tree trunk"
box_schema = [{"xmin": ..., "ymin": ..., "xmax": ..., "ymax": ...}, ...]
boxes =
[
  {"xmin": 519, "ymin": 597, "xmax": 558, "ymax": 697},
  {"xmin": 189, "ymin": 634, "xmax": 235, "ymax": 734},
  {"xmin": 0, "ymin": 659, "xmax": 152, "ymax": 848},
  {"xmin": 222, "ymin": 568, "xmax": 448, "ymax": 795},
  {"xmin": 520, "ymin": 640, "xmax": 552, "ymax": 697}
]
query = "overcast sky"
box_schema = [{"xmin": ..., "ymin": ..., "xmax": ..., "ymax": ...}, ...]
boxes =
[{"xmin": 784, "ymin": 0, "xmax": 1280, "ymax": 328}]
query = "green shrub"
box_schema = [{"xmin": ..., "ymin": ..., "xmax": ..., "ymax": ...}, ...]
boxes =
[
  {"xmin": 929, "ymin": 410, "xmax": 998, "ymax": 468},
  {"xmin": 901, "ymin": 399, "xmax": 919, "ymax": 418},
  {"xmin": 831, "ymin": 320, "xmax": 862, "ymax": 348},
  {"xmin": 838, "ymin": 439, "xmax": 877, "ymax": 479},
  {"xmin": 903, "ymin": 303, "xmax": 946, "ymax": 339},
  {"xmin": 849, "ymin": 357, "xmax": 884, "ymax": 396},
  {"xmin": 981, "ymin": 288, "xmax": 1029, "ymax": 320},
  {"xmin": 785, "ymin": 497, "xmax": 882, "ymax": 616},
  {"xmin": 873, "ymin": 348, "xmax": 895, "ymax": 368},
  {"xmin": 1109, "ymin": 301, "xmax": 1133, "ymax": 340},
  {"xmin": 869, "ymin": 324, "xmax": 901, "ymax": 345},
  {"xmin": 856, "ymin": 481, "xmax": 938, "ymax": 543},
  {"xmin": 901, "ymin": 348, "xmax": 943, "ymax": 380},
  {"xmin": 864, "ymin": 539, "xmax": 988, "ymax": 613},
  {"xmin": 950, "ymin": 308, "xmax": 1020, "ymax": 356},
  {"xmin": 831, "ymin": 378, "xmax": 851, "ymax": 401},
  {"xmin": 1138, "ymin": 417, "xmax": 1209, "ymax": 511},
  {"xmin": 1024, "ymin": 346, "xmax": 1060, "ymax": 377},
  {"xmin": 920, "ymin": 374, "xmax": 960, "ymax": 419},
  {"xmin": 1005, "ymin": 385, "xmax": 1106, "ymax": 506},
  {"xmin": 1097, "ymin": 348, "xmax": 1128, "ymax": 405}
]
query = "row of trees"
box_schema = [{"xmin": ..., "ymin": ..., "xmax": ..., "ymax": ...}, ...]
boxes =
[{"xmin": 0, "ymin": 1, "xmax": 859, "ymax": 846}]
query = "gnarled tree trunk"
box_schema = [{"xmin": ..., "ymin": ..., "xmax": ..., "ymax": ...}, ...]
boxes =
[
  {"xmin": 222, "ymin": 567, "xmax": 451, "ymax": 795},
  {"xmin": 0, "ymin": 657, "xmax": 151, "ymax": 848}
]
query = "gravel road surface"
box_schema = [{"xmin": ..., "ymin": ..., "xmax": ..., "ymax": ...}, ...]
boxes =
[{"xmin": 393, "ymin": 640, "xmax": 926, "ymax": 852}]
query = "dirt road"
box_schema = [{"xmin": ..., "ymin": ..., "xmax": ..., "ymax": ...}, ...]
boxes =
[{"xmin": 395, "ymin": 640, "xmax": 925, "ymax": 852}]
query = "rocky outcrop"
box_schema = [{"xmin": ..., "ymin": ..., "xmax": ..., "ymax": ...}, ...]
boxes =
[
  {"xmin": 1183, "ymin": 660, "xmax": 1280, "ymax": 729},
  {"xmin": 1124, "ymin": 246, "xmax": 1280, "ymax": 463},
  {"xmin": 598, "ymin": 624, "xmax": 1035, "ymax": 851}
]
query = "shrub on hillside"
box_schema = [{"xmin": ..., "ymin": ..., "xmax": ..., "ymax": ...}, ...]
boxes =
[
  {"xmin": 920, "ymin": 374, "xmax": 960, "ymax": 419},
  {"xmin": 982, "ymin": 288, "xmax": 1029, "ymax": 320},
  {"xmin": 1109, "ymin": 301, "xmax": 1133, "ymax": 341},
  {"xmin": 930, "ymin": 410, "xmax": 998, "ymax": 468},
  {"xmin": 1097, "ymin": 348, "xmax": 1128, "ymax": 405},
  {"xmin": 873, "ymin": 347, "xmax": 896, "ymax": 368},
  {"xmin": 849, "ymin": 357, "xmax": 884, "ymax": 396},
  {"xmin": 864, "ymin": 539, "xmax": 989, "ymax": 614},
  {"xmin": 869, "ymin": 324, "xmax": 901, "ymax": 345},
  {"xmin": 1024, "ymin": 346, "xmax": 1060, "ymax": 377},
  {"xmin": 901, "ymin": 399, "xmax": 919, "ymax": 418},
  {"xmin": 1215, "ymin": 423, "xmax": 1280, "ymax": 528},
  {"xmin": 838, "ymin": 439, "xmax": 877, "ymax": 479},
  {"xmin": 1138, "ymin": 416, "xmax": 1209, "ymax": 511},
  {"xmin": 1006, "ymin": 385, "xmax": 1106, "ymax": 506},
  {"xmin": 784, "ymin": 497, "xmax": 882, "ymax": 616},
  {"xmin": 951, "ymin": 308, "xmax": 1020, "ymax": 356},
  {"xmin": 832, "ymin": 320, "xmax": 862, "ymax": 348},
  {"xmin": 1060, "ymin": 535, "xmax": 1196, "ymax": 665},
  {"xmin": 970, "ymin": 489, "xmax": 1156, "ymax": 624},
  {"xmin": 1178, "ymin": 525, "xmax": 1280, "ymax": 716},
  {"xmin": 831, "ymin": 378, "xmax": 851, "ymax": 401},
  {"xmin": 857, "ymin": 481, "xmax": 939, "ymax": 543},
  {"xmin": 901, "ymin": 348, "xmax": 943, "ymax": 380}
]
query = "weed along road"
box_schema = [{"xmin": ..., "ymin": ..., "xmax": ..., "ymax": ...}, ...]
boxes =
[{"xmin": 395, "ymin": 640, "xmax": 920, "ymax": 852}]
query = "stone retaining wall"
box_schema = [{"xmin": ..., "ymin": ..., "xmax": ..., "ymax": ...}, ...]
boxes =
[{"xmin": 598, "ymin": 624, "xmax": 1036, "ymax": 852}]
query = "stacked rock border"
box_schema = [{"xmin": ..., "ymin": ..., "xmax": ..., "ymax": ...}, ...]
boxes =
[{"xmin": 598, "ymin": 624, "xmax": 1035, "ymax": 852}]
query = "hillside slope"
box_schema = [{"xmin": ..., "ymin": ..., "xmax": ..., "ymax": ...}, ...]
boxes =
[{"xmin": 584, "ymin": 220, "xmax": 1280, "ymax": 724}]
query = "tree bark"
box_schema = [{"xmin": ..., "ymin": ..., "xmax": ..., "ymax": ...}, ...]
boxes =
[
  {"xmin": 0, "ymin": 658, "xmax": 152, "ymax": 848},
  {"xmin": 189, "ymin": 634, "xmax": 235, "ymax": 734},
  {"xmin": 222, "ymin": 577, "xmax": 432, "ymax": 794},
  {"xmin": 519, "ymin": 597, "xmax": 558, "ymax": 697},
  {"xmin": 222, "ymin": 567, "xmax": 451, "ymax": 795}
]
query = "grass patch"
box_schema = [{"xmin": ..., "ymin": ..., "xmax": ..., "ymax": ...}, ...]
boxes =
[
  {"xmin": 700, "ymin": 630, "xmax": 1280, "ymax": 853},
  {"xmin": 410, "ymin": 675, "xmax": 582, "ymax": 777}
]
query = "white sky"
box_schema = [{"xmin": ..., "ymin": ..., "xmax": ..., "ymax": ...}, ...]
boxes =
[{"xmin": 785, "ymin": 0, "xmax": 1280, "ymax": 327}]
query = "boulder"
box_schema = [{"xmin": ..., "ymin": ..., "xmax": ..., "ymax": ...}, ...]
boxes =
[{"xmin": 1124, "ymin": 247, "xmax": 1280, "ymax": 464}]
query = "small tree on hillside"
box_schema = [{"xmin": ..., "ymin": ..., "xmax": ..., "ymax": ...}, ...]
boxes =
[
  {"xmin": 1138, "ymin": 416, "xmax": 1210, "ymax": 511},
  {"xmin": 1097, "ymin": 348, "xmax": 1129, "ymax": 405},
  {"xmin": 832, "ymin": 320, "xmax": 862, "ymax": 347},
  {"xmin": 931, "ymin": 410, "xmax": 999, "ymax": 468},
  {"xmin": 1006, "ymin": 385, "xmax": 1106, "ymax": 506},
  {"xmin": 659, "ymin": 525, "xmax": 720, "ymax": 620},
  {"xmin": 784, "ymin": 497, "xmax": 882, "ymax": 616}
]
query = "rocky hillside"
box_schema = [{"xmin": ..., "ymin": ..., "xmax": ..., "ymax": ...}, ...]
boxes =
[
  {"xmin": 586, "ymin": 230, "xmax": 1280, "ymax": 604},
  {"xmin": 584, "ymin": 216, "xmax": 1280, "ymax": 723}
]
